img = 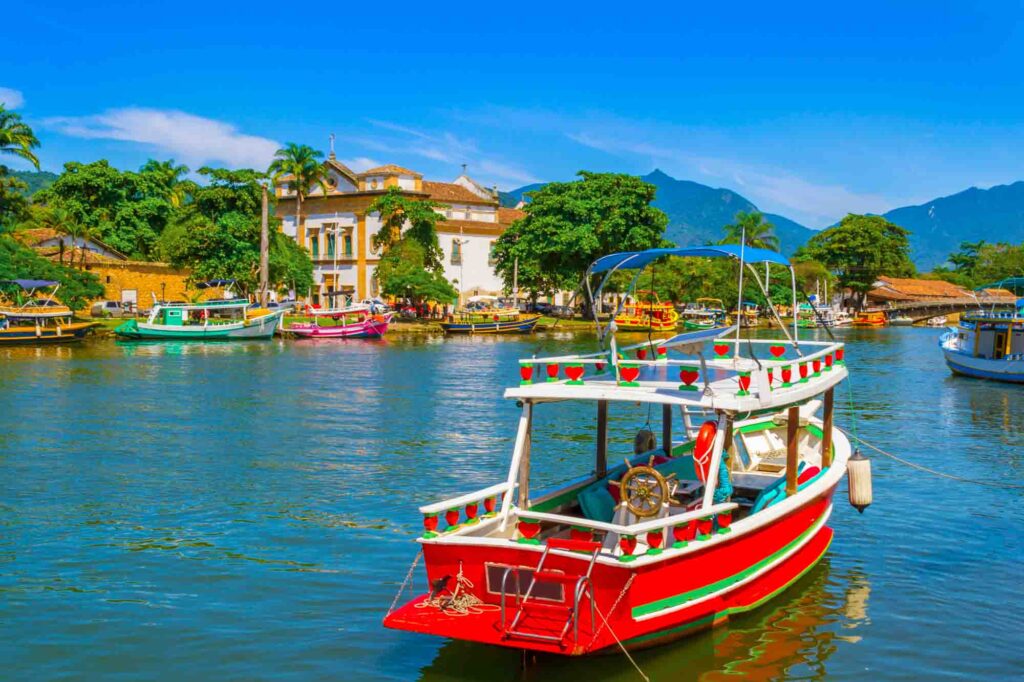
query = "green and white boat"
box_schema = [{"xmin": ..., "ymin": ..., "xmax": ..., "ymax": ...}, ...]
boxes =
[{"xmin": 114, "ymin": 296, "xmax": 284, "ymax": 340}]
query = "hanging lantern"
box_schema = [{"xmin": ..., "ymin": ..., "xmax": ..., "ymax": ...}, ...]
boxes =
[
  {"xmin": 646, "ymin": 530, "xmax": 664, "ymax": 555},
  {"xmin": 464, "ymin": 502, "xmax": 479, "ymax": 524},
  {"xmin": 618, "ymin": 534, "xmax": 638, "ymax": 562},
  {"xmin": 697, "ymin": 516, "xmax": 714, "ymax": 540},
  {"xmin": 517, "ymin": 519, "xmax": 541, "ymax": 544},
  {"xmin": 546, "ymin": 363, "xmax": 560, "ymax": 382},
  {"xmin": 482, "ymin": 496, "xmax": 497, "ymax": 516},
  {"xmin": 737, "ymin": 371, "xmax": 751, "ymax": 397},
  {"xmin": 847, "ymin": 448, "xmax": 873, "ymax": 513},
  {"xmin": 565, "ymin": 364, "xmax": 585, "ymax": 385},
  {"xmin": 781, "ymin": 364, "xmax": 793, "ymax": 387},
  {"xmin": 519, "ymin": 363, "xmax": 534, "ymax": 385},
  {"xmin": 717, "ymin": 510, "xmax": 733, "ymax": 533},
  {"xmin": 445, "ymin": 508, "xmax": 460, "ymax": 529},
  {"xmin": 422, "ymin": 513, "xmax": 440, "ymax": 539},
  {"xmin": 679, "ymin": 366, "xmax": 700, "ymax": 391}
]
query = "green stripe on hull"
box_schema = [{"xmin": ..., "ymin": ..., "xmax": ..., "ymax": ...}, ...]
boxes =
[
  {"xmin": 621, "ymin": 532, "xmax": 832, "ymax": 648},
  {"xmin": 632, "ymin": 515, "xmax": 824, "ymax": 619}
]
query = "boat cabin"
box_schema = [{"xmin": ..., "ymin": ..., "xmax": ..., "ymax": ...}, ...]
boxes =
[{"xmin": 956, "ymin": 303, "xmax": 1024, "ymax": 360}]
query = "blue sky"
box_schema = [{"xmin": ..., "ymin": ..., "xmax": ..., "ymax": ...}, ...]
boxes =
[{"xmin": 4, "ymin": 1, "xmax": 1024, "ymax": 227}]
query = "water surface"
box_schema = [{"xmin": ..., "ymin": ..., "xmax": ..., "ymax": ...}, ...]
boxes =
[{"xmin": 0, "ymin": 327, "xmax": 1021, "ymax": 680}]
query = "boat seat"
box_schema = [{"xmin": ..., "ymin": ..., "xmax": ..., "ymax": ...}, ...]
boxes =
[{"xmin": 578, "ymin": 454, "xmax": 699, "ymax": 524}]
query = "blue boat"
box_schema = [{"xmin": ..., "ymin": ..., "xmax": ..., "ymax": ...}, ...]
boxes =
[{"xmin": 939, "ymin": 298, "xmax": 1024, "ymax": 383}]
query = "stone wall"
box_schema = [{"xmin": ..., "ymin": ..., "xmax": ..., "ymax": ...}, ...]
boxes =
[{"xmin": 85, "ymin": 261, "xmax": 205, "ymax": 306}]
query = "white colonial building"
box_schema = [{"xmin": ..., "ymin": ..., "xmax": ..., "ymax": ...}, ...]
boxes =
[{"xmin": 274, "ymin": 155, "xmax": 524, "ymax": 305}]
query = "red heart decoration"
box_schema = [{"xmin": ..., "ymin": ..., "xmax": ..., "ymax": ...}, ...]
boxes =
[
  {"xmin": 519, "ymin": 365, "xmax": 533, "ymax": 381},
  {"xmin": 546, "ymin": 363, "xmax": 560, "ymax": 378},
  {"xmin": 799, "ymin": 363, "xmax": 809, "ymax": 378},
  {"xmin": 738, "ymin": 374, "xmax": 751, "ymax": 391},
  {"xmin": 636, "ymin": 349, "xmax": 648, "ymax": 360},
  {"xmin": 714, "ymin": 344, "xmax": 729, "ymax": 356},
  {"xmin": 770, "ymin": 345, "xmax": 786, "ymax": 357},
  {"xmin": 620, "ymin": 366, "xmax": 640, "ymax": 383},
  {"xmin": 679, "ymin": 369, "xmax": 699, "ymax": 385},
  {"xmin": 565, "ymin": 365, "xmax": 584, "ymax": 381},
  {"xmin": 596, "ymin": 362, "xmax": 606, "ymax": 371}
]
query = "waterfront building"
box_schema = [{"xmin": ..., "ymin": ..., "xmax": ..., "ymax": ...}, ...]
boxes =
[
  {"xmin": 15, "ymin": 228, "xmax": 198, "ymax": 308},
  {"xmin": 273, "ymin": 154, "xmax": 525, "ymax": 305}
]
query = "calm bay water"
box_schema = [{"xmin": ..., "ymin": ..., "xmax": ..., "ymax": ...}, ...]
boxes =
[{"xmin": 1, "ymin": 327, "xmax": 1022, "ymax": 680}]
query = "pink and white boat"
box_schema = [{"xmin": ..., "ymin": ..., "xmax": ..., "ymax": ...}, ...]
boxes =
[{"xmin": 286, "ymin": 304, "xmax": 393, "ymax": 339}]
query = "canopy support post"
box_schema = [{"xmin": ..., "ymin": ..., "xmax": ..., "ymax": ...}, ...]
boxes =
[
  {"xmin": 499, "ymin": 402, "xmax": 534, "ymax": 532},
  {"xmin": 700, "ymin": 413, "xmax": 730, "ymax": 510},
  {"xmin": 662, "ymin": 404, "xmax": 672, "ymax": 456},
  {"xmin": 786, "ymin": 406, "xmax": 800, "ymax": 496},
  {"xmin": 596, "ymin": 400, "xmax": 608, "ymax": 478},
  {"xmin": 518, "ymin": 402, "xmax": 533, "ymax": 509},
  {"xmin": 822, "ymin": 388, "xmax": 834, "ymax": 468}
]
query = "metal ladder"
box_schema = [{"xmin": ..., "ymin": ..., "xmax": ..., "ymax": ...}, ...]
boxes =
[{"xmin": 501, "ymin": 537, "xmax": 601, "ymax": 648}]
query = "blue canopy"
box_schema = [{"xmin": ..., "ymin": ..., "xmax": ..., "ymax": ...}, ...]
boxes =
[
  {"xmin": 197, "ymin": 279, "xmax": 236, "ymax": 289},
  {"xmin": 0, "ymin": 279, "xmax": 59, "ymax": 289},
  {"xmin": 589, "ymin": 245, "xmax": 790, "ymax": 274}
]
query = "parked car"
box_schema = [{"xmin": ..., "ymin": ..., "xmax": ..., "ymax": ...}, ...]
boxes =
[
  {"xmin": 548, "ymin": 305, "xmax": 576, "ymax": 319},
  {"xmin": 360, "ymin": 298, "xmax": 390, "ymax": 313},
  {"xmin": 90, "ymin": 300, "xmax": 126, "ymax": 318}
]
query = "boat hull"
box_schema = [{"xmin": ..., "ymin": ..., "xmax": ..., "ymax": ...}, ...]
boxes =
[
  {"xmin": 114, "ymin": 310, "xmax": 284, "ymax": 340},
  {"xmin": 385, "ymin": 485, "xmax": 836, "ymax": 655},
  {"xmin": 0, "ymin": 321, "xmax": 97, "ymax": 345},
  {"xmin": 440, "ymin": 315, "xmax": 541, "ymax": 334},
  {"xmin": 942, "ymin": 348, "xmax": 1024, "ymax": 383},
  {"xmin": 288, "ymin": 315, "xmax": 392, "ymax": 339}
]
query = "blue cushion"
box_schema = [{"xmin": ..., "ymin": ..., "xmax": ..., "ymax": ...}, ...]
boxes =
[
  {"xmin": 751, "ymin": 462, "xmax": 806, "ymax": 513},
  {"xmin": 577, "ymin": 455, "xmax": 700, "ymax": 522}
]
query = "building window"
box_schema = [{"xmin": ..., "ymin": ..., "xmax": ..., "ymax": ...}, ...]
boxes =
[
  {"xmin": 309, "ymin": 233, "xmax": 319, "ymax": 257},
  {"xmin": 326, "ymin": 232, "xmax": 336, "ymax": 258},
  {"xmin": 488, "ymin": 240, "xmax": 497, "ymax": 266},
  {"xmin": 451, "ymin": 239, "xmax": 462, "ymax": 265},
  {"xmin": 106, "ymin": 275, "xmax": 111, "ymax": 283}
]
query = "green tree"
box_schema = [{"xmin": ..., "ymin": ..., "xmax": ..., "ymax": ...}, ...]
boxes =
[
  {"xmin": 971, "ymin": 242, "xmax": 1024, "ymax": 285},
  {"xmin": 0, "ymin": 228, "xmax": 103, "ymax": 309},
  {"xmin": 0, "ymin": 106, "xmax": 40, "ymax": 170},
  {"xmin": 719, "ymin": 210, "xmax": 779, "ymax": 251},
  {"xmin": 493, "ymin": 172, "xmax": 669, "ymax": 298},
  {"xmin": 374, "ymin": 237, "xmax": 457, "ymax": 303},
  {"xmin": 800, "ymin": 214, "xmax": 914, "ymax": 309},
  {"xmin": 267, "ymin": 144, "xmax": 327, "ymax": 253},
  {"xmin": 139, "ymin": 159, "xmax": 195, "ymax": 208},
  {"xmin": 368, "ymin": 186, "xmax": 447, "ymax": 271}
]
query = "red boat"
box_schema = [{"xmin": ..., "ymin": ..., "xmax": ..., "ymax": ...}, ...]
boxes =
[{"xmin": 384, "ymin": 245, "xmax": 865, "ymax": 655}]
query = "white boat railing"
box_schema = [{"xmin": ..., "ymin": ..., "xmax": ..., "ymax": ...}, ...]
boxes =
[{"xmin": 514, "ymin": 502, "xmax": 738, "ymax": 538}]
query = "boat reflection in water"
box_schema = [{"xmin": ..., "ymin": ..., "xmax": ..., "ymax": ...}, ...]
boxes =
[
  {"xmin": 417, "ymin": 562, "xmax": 870, "ymax": 682},
  {"xmin": 114, "ymin": 339, "xmax": 288, "ymax": 357}
]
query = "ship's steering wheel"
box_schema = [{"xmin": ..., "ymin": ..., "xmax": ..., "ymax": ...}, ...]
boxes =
[{"xmin": 611, "ymin": 456, "xmax": 678, "ymax": 518}]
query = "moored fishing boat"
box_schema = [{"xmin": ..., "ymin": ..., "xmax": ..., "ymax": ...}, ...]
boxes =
[
  {"xmin": 286, "ymin": 303, "xmax": 393, "ymax": 339},
  {"xmin": 615, "ymin": 290, "xmax": 679, "ymax": 332},
  {"xmin": 939, "ymin": 300, "xmax": 1024, "ymax": 382},
  {"xmin": 851, "ymin": 310, "xmax": 887, "ymax": 327},
  {"xmin": 680, "ymin": 297, "xmax": 728, "ymax": 330},
  {"xmin": 114, "ymin": 281, "xmax": 284, "ymax": 340},
  {"xmin": 384, "ymin": 245, "xmax": 863, "ymax": 656},
  {"xmin": 440, "ymin": 308, "xmax": 541, "ymax": 334},
  {"xmin": 0, "ymin": 280, "xmax": 98, "ymax": 345}
]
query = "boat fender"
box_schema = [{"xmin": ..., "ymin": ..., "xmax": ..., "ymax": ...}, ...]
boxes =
[
  {"xmin": 694, "ymin": 421, "xmax": 717, "ymax": 482},
  {"xmin": 847, "ymin": 448, "xmax": 872, "ymax": 513},
  {"xmin": 633, "ymin": 429, "xmax": 657, "ymax": 455}
]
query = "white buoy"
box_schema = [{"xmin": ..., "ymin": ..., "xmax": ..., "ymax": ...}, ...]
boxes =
[{"xmin": 847, "ymin": 448, "xmax": 872, "ymax": 513}]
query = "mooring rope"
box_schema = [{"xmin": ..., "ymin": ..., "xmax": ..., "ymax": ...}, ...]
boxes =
[
  {"xmin": 413, "ymin": 562, "xmax": 501, "ymax": 617},
  {"xmin": 386, "ymin": 549, "xmax": 423, "ymax": 617},
  {"xmin": 584, "ymin": 574, "xmax": 648, "ymax": 681},
  {"xmin": 838, "ymin": 428, "xmax": 1024, "ymax": 489}
]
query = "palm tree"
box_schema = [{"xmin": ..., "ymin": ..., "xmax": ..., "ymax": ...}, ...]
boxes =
[
  {"xmin": 28, "ymin": 205, "xmax": 81, "ymax": 266},
  {"xmin": 140, "ymin": 159, "xmax": 194, "ymax": 207},
  {"xmin": 0, "ymin": 106, "xmax": 40, "ymax": 170},
  {"xmin": 267, "ymin": 144, "xmax": 328, "ymax": 255},
  {"xmin": 720, "ymin": 211, "xmax": 780, "ymax": 251}
]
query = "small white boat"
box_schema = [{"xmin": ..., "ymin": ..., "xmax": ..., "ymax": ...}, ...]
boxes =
[
  {"xmin": 926, "ymin": 316, "xmax": 947, "ymax": 327},
  {"xmin": 889, "ymin": 315, "xmax": 913, "ymax": 326}
]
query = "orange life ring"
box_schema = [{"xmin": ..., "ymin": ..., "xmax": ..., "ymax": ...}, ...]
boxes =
[{"xmin": 694, "ymin": 421, "xmax": 717, "ymax": 482}]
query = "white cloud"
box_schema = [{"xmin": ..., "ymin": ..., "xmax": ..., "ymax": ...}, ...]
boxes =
[
  {"xmin": 0, "ymin": 87, "xmax": 25, "ymax": 109},
  {"xmin": 44, "ymin": 107, "xmax": 280, "ymax": 169},
  {"xmin": 338, "ymin": 156, "xmax": 381, "ymax": 172}
]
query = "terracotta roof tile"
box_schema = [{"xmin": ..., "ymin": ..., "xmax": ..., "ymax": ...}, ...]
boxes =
[
  {"xmin": 358, "ymin": 164, "xmax": 422, "ymax": 177},
  {"xmin": 422, "ymin": 181, "xmax": 495, "ymax": 205},
  {"xmin": 498, "ymin": 207, "xmax": 526, "ymax": 225},
  {"xmin": 872, "ymin": 276, "xmax": 970, "ymax": 299}
]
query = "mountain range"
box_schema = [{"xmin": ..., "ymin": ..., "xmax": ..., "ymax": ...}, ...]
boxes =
[{"xmin": 501, "ymin": 170, "xmax": 816, "ymax": 255}]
